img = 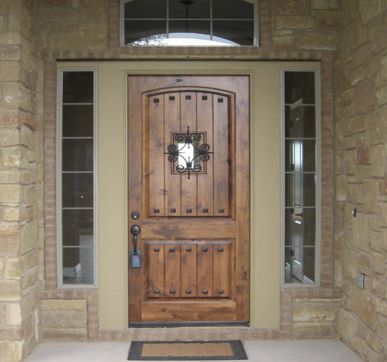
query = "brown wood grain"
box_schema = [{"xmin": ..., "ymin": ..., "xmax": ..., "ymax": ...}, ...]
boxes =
[
  {"xmin": 164, "ymin": 93, "xmax": 182, "ymax": 216},
  {"xmin": 128, "ymin": 76, "xmax": 250, "ymax": 323},
  {"xmin": 197, "ymin": 92, "xmax": 214, "ymax": 216},
  {"xmin": 142, "ymin": 300, "xmax": 236, "ymax": 321},
  {"xmin": 213, "ymin": 94, "xmax": 230, "ymax": 216},
  {"xmin": 181, "ymin": 243, "xmax": 198, "ymax": 297},
  {"xmin": 180, "ymin": 92, "xmax": 198, "ymax": 216},
  {"xmin": 147, "ymin": 243, "xmax": 165, "ymax": 298},
  {"xmin": 213, "ymin": 242, "xmax": 231, "ymax": 297},
  {"xmin": 164, "ymin": 244, "xmax": 181, "ymax": 297},
  {"xmin": 148, "ymin": 95, "xmax": 165, "ymax": 217},
  {"xmin": 197, "ymin": 243, "xmax": 213, "ymax": 297}
]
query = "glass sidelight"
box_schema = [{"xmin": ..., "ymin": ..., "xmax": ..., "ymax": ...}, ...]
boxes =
[
  {"xmin": 58, "ymin": 70, "xmax": 96, "ymax": 286},
  {"xmin": 283, "ymin": 70, "xmax": 320, "ymax": 285}
]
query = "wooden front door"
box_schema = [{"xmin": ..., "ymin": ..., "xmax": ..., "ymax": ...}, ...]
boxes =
[{"xmin": 128, "ymin": 75, "xmax": 250, "ymax": 324}]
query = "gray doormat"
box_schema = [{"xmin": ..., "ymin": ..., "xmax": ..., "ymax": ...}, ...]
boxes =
[{"xmin": 128, "ymin": 340, "xmax": 248, "ymax": 360}]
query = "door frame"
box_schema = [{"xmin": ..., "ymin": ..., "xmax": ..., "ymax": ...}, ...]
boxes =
[{"xmin": 56, "ymin": 60, "xmax": 320, "ymax": 331}]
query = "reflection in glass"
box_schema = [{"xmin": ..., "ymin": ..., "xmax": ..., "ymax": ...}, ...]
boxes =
[
  {"xmin": 62, "ymin": 173, "xmax": 93, "ymax": 208},
  {"xmin": 63, "ymin": 105, "xmax": 93, "ymax": 137},
  {"xmin": 213, "ymin": 20, "xmax": 253, "ymax": 45},
  {"xmin": 213, "ymin": 0, "xmax": 253, "ymax": 18},
  {"xmin": 284, "ymin": 71, "xmax": 317, "ymax": 284},
  {"xmin": 124, "ymin": 0, "xmax": 166, "ymax": 18},
  {"xmin": 62, "ymin": 209, "xmax": 93, "ymax": 246},
  {"xmin": 62, "ymin": 139, "xmax": 93, "ymax": 172},
  {"xmin": 170, "ymin": 0, "xmax": 210, "ymax": 18},
  {"xmin": 63, "ymin": 72, "xmax": 94, "ymax": 103},
  {"xmin": 285, "ymin": 106, "xmax": 315, "ymax": 138},
  {"xmin": 62, "ymin": 247, "xmax": 94, "ymax": 285}
]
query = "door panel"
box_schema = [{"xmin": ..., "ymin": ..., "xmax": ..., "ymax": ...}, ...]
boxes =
[{"xmin": 128, "ymin": 76, "xmax": 249, "ymax": 323}]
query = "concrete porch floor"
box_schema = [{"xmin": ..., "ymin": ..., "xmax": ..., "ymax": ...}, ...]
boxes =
[{"xmin": 25, "ymin": 340, "xmax": 362, "ymax": 361}]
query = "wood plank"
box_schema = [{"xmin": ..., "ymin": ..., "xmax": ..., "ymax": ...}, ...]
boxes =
[
  {"xmin": 164, "ymin": 244, "xmax": 181, "ymax": 297},
  {"xmin": 213, "ymin": 94, "xmax": 230, "ymax": 216},
  {"xmin": 164, "ymin": 93, "xmax": 181, "ymax": 216},
  {"xmin": 213, "ymin": 243, "xmax": 231, "ymax": 297},
  {"xmin": 181, "ymin": 243, "xmax": 197, "ymax": 297},
  {"xmin": 197, "ymin": 93, "xmax": 214, "ymax": 216},
  {"xmin": 180, "ymin": 92, "xmax": 198, "ymax": 216},
  {"xmin": 142, "ymin": 300, "xmax": 236, "ymax": 321},
  {"xmin": 197, "ymin": 243, "xmax": 213, "ymax": 297},
  {"xmin": 147, "ymin": 243, "xmax": 165, "ymax": 297},
  {"xmin": 148, "ymin": 94, "xmax": 165, "ymax": 217}
]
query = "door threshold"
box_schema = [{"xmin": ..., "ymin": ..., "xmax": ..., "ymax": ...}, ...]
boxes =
[{"xmin": 128, "ymin": 321, "xmax": 250, "ymax": 328}]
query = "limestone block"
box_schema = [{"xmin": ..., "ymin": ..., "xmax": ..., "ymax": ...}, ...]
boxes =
[
  {"xmin": 0, "ymin": 128, "xmax": 20, "ymax": 147},
  {"xmin": 0, "ymin": 61, "xmax": 20, "ymax": 82},
  {"xmin": 312, "ymin": 10, "xmax": 340, "ymax": 27},
  {"xmin": 0, "ymin": 280, "xmax": 21, "ymax": 301},
  {"xmin": 0, "ymin": 45, "xmax": 21, "ymax": 61},
  {"xmin": 40, "ymin": 327, "xmax": 87, "ymax": 341},
  {"xmin": 293, "ymin": 298, "xmax": 341, "ymax": 322},
  {"xmin": 355, "ymin": 141, "xmax": 370, "ymax": 164},
  {"xmin": 20, "ymin": 125, "xmax": 34, "ymax": 150},
  {"xmin": 354, "ymin": 78, "xmax": 376, "ymax": 115},
  {"xmin": 0, "ymin": 109, "xmax": 21, "ymax": 128},
  {"xmin": 336, "ymin": 309, "xmax": 358, "ymax": 342},
  {"xmin": 369, "ymin": 230, "xmax": 383, "ymax": 251},
  {"xmin": 21, "ymin": 221, "xmax": 38, "ymax": 254},
  {"xmin": 0, "ymin": 341, "xmax": 23, "ymax": 362},
  {"xmin": 2, "ymin": 206, "xmax": 24, "ymax": 222},
  {"xmin": 21, "ymin": 266, "xmax": 37, "ymax": 289},
  {"xmin": 41, "ymin": 299, "xmax": 87, "ymax": 311},
  {"xmin": 293, "ymin": 321, "xmax": 335, "ymax": 338},
  {"xmin": 350, "ymin": 289, "xmax": 377, "ymax": 326},
  {"xmin": 359, "ymin": 0, "xmax": 387, "ymax": 23},
  {"xmin": 369, "ymin": 145, "xmax": 385, "ymax": 178},
  {"xmin": 369, "ymin": 251, "xmax": 386, "ymax": 274},
  {"xmin": 376, "ymin": 86, "xmax": 387, "ymax": 105},
  {"xmin": 376, "ymin": 314, "xmax": 387, "ymax": 341},
  {"xmin": 311, "ymin": 0, "xmax": 339, "ymax": 9},
  {"xmin": 352, "ymin": 213, "xmax": 369, "ymax": 251},
  {"xmin": 0, "ymin": 184, "xmax": 22, "ymax": 204},
  {"xmin": 376, "ymin": 55, "xmax": 387, "ymax": 88},
  {"xmin": 297, "ymin": 30, "xmax": 338, "ymax": 51},
  {"xmin": 363, "ymin": 178, "xmax": 380, "ymax": 212},
  {"xmin": 4, "ymin": 258, "xmax": 21, "ymax": 279},
  {"xmin": 2, "ymin": 146, "xmax": 31, "ymax": 169},
  {"xmin": 5, "ymin": 303, "xmax": 21, "ymax": 326}
]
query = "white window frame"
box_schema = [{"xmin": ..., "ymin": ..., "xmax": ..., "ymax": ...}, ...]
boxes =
[
  {"xmin": 119, "ymin": 0, "xmax": 260, "ymax": 47},
  {"xmin": 56, "ymin": 68, "xmax": 99, "ymax": 289},
  {"xmin": 280, "ymin": 68, "xmax": 321, "ymax": 288}
]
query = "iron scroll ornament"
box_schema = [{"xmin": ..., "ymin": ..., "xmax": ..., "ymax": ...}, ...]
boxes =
[{"xmin": 165, "ymin": 126, "xmax": 213, "ymax": 179}]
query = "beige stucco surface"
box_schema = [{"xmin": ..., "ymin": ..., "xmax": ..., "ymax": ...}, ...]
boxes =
[{"xmin": 57, "ymin": 61, "xmax": 320, "ymax": 330}]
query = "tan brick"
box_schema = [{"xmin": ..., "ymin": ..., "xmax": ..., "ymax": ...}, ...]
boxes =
[
  {"xmin": 293, "ymin": 298, "xmax": 340, "ymax": 322},
  {"xmin": 311, "ymin": 0, "xmax": 339, "ymax": 9},
  {"xmin": 298, "ymin": 30, "xmax": 338, "ymax": 50},
  {"xmin": 41, "ymin": 310, "xmax": 87, "ymax": 329},
  {"xmin": 41, "ymin": 299, "xmax": 87, "ymax": 311},
  {"xmin": 5, "ymin": 303, "xmax": 22, "ymax": 326},
  {"xmin": 0, "ymin": 184, "xmax": 22, "ymax": 204},
  {"xmin": 352, "ymin": 213, "xmax": 369, "ymax": 251},
  {"xmin": 274, "ymin": 16, "xmax": 315, "ymax": 30},
  {"xmin": 363, "ymin": 179, "xmax": 380, "ymax": 213}
]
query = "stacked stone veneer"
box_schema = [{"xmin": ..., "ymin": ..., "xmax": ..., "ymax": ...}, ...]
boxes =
[
  {"xmin": 0, "ymin": 0, "xmax": 44, "ymax": 361},
  {"xmin": 335, "ymin": 1, "xmax": 387, "ymax": 361}
]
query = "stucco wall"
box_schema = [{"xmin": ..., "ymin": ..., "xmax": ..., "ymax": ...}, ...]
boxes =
[
  {"xmin": 335, "ymin": 1, "xmax": 387, "ymax": 361},
  {"xmin": 0, "ymin": 0, "xmax": 44, "ymax": 361}
]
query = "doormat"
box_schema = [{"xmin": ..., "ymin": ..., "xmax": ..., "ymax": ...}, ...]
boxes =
[{"xmin": 128, "ymin": 340, "xmax": 248, "ymax": 360}]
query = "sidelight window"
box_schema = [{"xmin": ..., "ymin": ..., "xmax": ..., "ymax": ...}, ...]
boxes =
[
  {"xmin": 282, "ymin": 70, "xmax": 320, "ymax": 285},
  {"xmin": 120, "ymin": 0, "xmax": 258, "ymax": 46},
  {"xmin": 57, "ymin": 70, "xmax": 97, "ymax": 287}
]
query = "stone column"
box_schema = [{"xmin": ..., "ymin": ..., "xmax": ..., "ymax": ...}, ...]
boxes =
[{"xmin": 0, "ymin": 1, "xmax": 43, "ymax": 361}]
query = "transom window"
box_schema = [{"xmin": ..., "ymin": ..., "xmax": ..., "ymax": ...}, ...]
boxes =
[{"xmin": 120, "ymin": 0, "xmax": 258, "ymax": 46}]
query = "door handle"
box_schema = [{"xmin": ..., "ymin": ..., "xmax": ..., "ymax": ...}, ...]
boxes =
[{"xmin": 130, "ymin": 224, "xmax": 142, "ymax": 268}]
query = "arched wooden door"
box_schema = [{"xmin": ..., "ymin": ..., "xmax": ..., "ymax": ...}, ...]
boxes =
[{"xmin": 128, "ymin": 75, "xmax": 250, "ymax": 325}]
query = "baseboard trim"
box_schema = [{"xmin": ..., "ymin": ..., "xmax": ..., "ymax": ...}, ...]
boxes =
[{"xmin": 128, "ymin": 321, "xmax": 250, "ymax": 328}]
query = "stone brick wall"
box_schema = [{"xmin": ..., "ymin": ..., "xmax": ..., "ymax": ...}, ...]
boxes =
[
  {"xmin": 335, "ymin": 1, "xmax": 387, "ymax": 361},
  {"xmin": 0, "ymin": 0, "xmax": 44, "ymax": 361}
]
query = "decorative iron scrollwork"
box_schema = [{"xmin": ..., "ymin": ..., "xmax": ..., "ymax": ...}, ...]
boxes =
[{"xmin": 165, "ymin": 126, "xmax": 213, "ymax": 179}]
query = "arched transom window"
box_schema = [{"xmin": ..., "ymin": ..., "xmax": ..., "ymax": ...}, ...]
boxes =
[{"xmin": 120, "ymin": 0, "xmax": 258, "ymax": 46}]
